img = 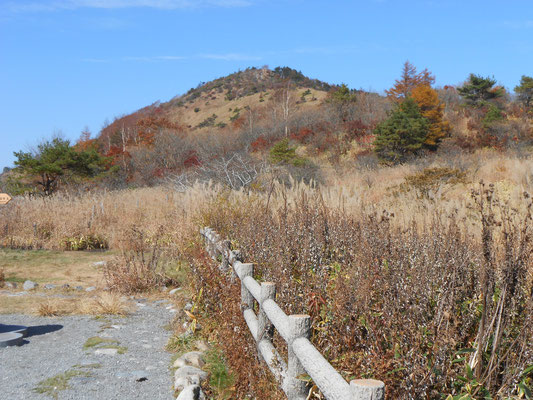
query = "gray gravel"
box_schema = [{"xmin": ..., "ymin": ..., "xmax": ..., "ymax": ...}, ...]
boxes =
[{"xmin": 0, "ymin": 299, "xmax": 176, "ymax": 399}]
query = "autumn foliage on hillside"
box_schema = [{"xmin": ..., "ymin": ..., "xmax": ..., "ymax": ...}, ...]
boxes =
[{"xmin": 6, "ymin": 65, "xmax": 532, "ymax": 195}]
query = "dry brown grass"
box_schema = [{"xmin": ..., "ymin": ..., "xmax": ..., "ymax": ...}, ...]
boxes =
[
  {"xmin": 169, "ymin": 88, "xmax": 327, "ymax": 130},
  {"xmin": 1, "ymin": 151, "xmax": 531, "ymax": 253},
  {"xmin": 1, "ymin": 151, "xmax": 532, "ymax": 397},
  {"xmin": 196, "ymin": 185, "xmax": 533, "ymax": 399},
  {"xmin": 78, "ymin": 292, "xmax": 130, "ymax": 316},
  {"xmin": 0, "ymin": 292, "xmax": 131, "ymax": 316},
  {"xmin": 36, "ymin": 299, "xmax": 65, "ymax": 316},
  {"xmin": 0, "ymin": 249, "xmax": 113, "ymax": 287}
]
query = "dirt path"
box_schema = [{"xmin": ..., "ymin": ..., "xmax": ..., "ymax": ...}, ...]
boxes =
[{"xmin": 0, "ymin": 297, "xmax": 176, "ymax": 400}]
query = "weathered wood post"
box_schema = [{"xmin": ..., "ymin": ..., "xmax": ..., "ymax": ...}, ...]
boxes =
[
  {"xmin": 212, "ymin": 232, "xmax": 221, "ymax": 259},
  {"xmin": 258, "ymin": 282, "xmax": 276, "ymax": 341},
  {"xmin": 350, "ymin": 379, "xmax": 385, "ymax": 400},
  {"xmin": 208, "ymin": 230, "xmax": 217, "ymax": 260},
  {"xmin": 228, "ymin": 250, "xmax": 241, "ymax": 282},
  {"xmin": 285, "ymin": 314, "xmax": 311, "ymax": 400},
  {"xmin": 239, "ymin": 263, "xmax": 254, "ymax": 310}
]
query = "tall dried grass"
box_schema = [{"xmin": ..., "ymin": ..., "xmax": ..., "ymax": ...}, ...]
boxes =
[
  {"xmin": 1, "ymin": 151, "xmax": 532, "ymax": 397},
  {"xmin": 78, "ymin": 292, "xmax": 130, "ymax": 315}
]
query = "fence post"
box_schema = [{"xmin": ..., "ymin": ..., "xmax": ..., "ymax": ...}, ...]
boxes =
[
  {"xmin": 285, "ymin": 314, "xmax": 310, "ymax": 400},
  {"xmin": 239, "ymin": 263, "xmax": 254, "ymax": 310},
  {"xmin": 207, "ymin": 229, "xmax": 216, "ymax": 259},
  {"xmin": 258, "ymin": 282, "xmax": 276, "ymax": 341},
  {"xmin": 349, "ymin": 379, "xmax": 385, "ymax": 400}
]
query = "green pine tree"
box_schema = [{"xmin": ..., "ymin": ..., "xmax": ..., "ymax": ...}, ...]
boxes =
[
  {"xmin": 514, "ymin": 75, "xmax": 533, "ymax": 108},
  {"xmin": 373, "ymin": 99, "xmax": 429, "ymax": 163},
  {"xmin": 457, "ymin": 74, "xmax": 504, "ymax": 106},
  {"xmin": 269, "ymin": 139, "xmax": 307, "ymax": 167},
  {"xmin": 14, "ymin": 137, "xmax": 111, "ymax": 195}
]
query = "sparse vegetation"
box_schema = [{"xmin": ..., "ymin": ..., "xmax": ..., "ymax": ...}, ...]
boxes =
[
  {"xmin": 83, "ymin": 336, "xmax": 127, "ymax": 353},
  {"xmin": 203, "ymin": 347, "xmax": 235, "ymax": 399},
  {"xmin": 79, "ymin": 292, "xmax": 130, "ymax": 315},
  {"xmin": 33, "ymin": 368, "xmax": 92, "ymax": 399}
]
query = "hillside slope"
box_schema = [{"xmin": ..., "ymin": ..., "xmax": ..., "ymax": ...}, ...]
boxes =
[{"xmin": 99, "ymin": 66, "xmax": 334, "ymax": 143}]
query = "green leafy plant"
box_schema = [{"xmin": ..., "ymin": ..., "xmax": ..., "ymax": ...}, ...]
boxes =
[{"xmin": 269, "ymin": 139, "xmax": 307, "ymax": 167}]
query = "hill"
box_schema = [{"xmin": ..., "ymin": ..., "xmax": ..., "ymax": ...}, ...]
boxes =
[{"xmin": 98, "ymin": 66, "xmax": 334, "ymax": 144}]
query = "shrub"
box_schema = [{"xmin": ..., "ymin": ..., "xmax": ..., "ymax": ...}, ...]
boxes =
[
  {"xmin": 103, "ymin": 226, "xmax": 167, "ymax": 293},
  {"xmin": 373, "ymin": 99, "xmax": 429, "ymax": 163},
  {"xmin": 197, "ymin": 114, "xmax": 218, "ymax": 129},
  {"xmin": 482, "ymin": 104, "xmax": 504, "ymax": 128},
  {"xmin": 269, "ymin": 139, "xmax": 307, "ymax": 167},
  {"xmin": 197, "ymin": 187, "xmax": 533, "ymax": 399},
  {"xmin": 62, "ymin": 234, "xmax": 108, "ymax": 251},
  {"xmin": 398, "ymin": 167, "xmax": 468, "ymax": 198}
]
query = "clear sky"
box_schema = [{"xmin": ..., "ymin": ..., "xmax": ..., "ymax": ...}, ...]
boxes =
[{"xmin": 1, "ymin": 0, "xmax": 532, "ymax": 168}]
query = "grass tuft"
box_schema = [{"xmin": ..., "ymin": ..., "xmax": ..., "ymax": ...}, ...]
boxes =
[{"xmin": 33, "ymin": 368, "xmax": 90, "ymax": 399}]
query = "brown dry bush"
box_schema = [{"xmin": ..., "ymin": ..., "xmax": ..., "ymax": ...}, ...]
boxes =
[
  {"xmin": 36, "ymin": 299, "xmax": 64, "ymax": 317},
  {"xmin": 198, "ymin": 185, "xmax": 533, "ymax": 399},
  {"xmin": 78, "ymin": 292, "xmax": 130, "ymax": 315},
  {"xmin": 104, "ymin": 226, "xmax": 168, "ymax": 294}
]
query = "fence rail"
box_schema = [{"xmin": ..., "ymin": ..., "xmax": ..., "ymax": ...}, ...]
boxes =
[{"xmin": 200, "ymin": 227, "xmax": 385, "ymax": 400}]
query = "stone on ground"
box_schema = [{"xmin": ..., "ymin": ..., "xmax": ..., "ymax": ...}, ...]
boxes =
[
  {"xmin": 174, "ymin": 366, "xmax": 208, "ymax": 390},
  {"xmin": 23, "ymin": 280, "xmax": 38, "ymax": 291},
  {"xmin": 173, "ymin": 351, "xmax": 205, "ymax": 369},
  {"xmin": 95, "ymin": 348, "xmax": 119, "ymax": 355},
  {"xmin": 176, "ymin": 384, "xmax": 205, "ymax": 400}
]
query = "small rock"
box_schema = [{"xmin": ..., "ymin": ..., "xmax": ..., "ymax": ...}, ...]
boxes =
[
  {"xmin": 136, "ymin": 302, "xmax": 146, "ymax": 307},
  {"xmin": 75, "ymin": 286, "xmax": 84, "ymax": 291},
  {"xmin": 195, "ymin": 340, "xmax": 209, "ymax": 352},
  {"xmin": 61, "ymin": 284, "xmax": 71, "ymax": 290},
  {"xmin": 85, "ymin": 286, "xmax": 96, "ymax": 292},
  {"xmin": 23, "ymin": 280, "xmax": 38, "ymax": 291},
  {"xmin": 174, "ymin": 366, "xmax": 208, "ymax": 382},
  {"xmin": 44, "ymin": 284, "xmax": 57, "ymax": 290},
  {"xmin": 142, "ymin": 344, "xmax": 152, "ymax": 349},
  {"xmin": 173, "ymin": 351, "xmax": 205, "ymax": 369},
  {"xmin": 5, "ymin": 282, "xmax": 17, "ymax": 289},
  {"xmin": 169, "ymin": 287, "xmax": 182, "ymax": 295},
  {"xmin": 183, "ymin": 303, "xmax": 193, "ymax": 311},
  {"xmin": 169, "ymin": 309, "xmax": 177, "ymax": 313},
  {"xmin": 176, "ymin": 385, "xmax": 205, "ymax": 400},
  {"xmin": 145, "ymin": 365, "xmax": 156, "ymax": 371},
  {"xmin": 174, "ymin": 375, "xmax": 200, "ymax": 391},
  {"xmin": 95, "ymin": 348, "xmax": 118, "ymax": 355},
  {"xmin": 92, "ymin": 261, "xmax": 106, "ymax": 267},
  {"xmin": 111, "ymin": 325, "xmax": 122, "ymax": 330}
]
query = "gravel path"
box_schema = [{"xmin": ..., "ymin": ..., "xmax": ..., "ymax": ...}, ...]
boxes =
[{"xmin": 0, "ymin": 298, "xmax": 176, "ymax": 400}]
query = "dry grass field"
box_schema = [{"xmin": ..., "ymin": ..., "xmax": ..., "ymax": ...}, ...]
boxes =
[
  {"xmin": 1, "ymin": 150, "xmax": 532, "ymax": 398},
  {"xmin": 0, "ymin": 249, "xmax": 113, "ymax": 286}
]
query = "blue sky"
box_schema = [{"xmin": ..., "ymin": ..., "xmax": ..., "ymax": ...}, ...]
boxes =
[{"xmin": 1, "ymin": 0, "xmax": 532, "ymax": 168}]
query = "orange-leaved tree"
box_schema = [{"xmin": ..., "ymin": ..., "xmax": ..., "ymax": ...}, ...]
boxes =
[
  {"xmin": 386, "ymin": 61, "xmax": 435, "ymax": 102},
  {"xmin": 411, "ymin": 85, "xmax": 451, "ymax": 149}
]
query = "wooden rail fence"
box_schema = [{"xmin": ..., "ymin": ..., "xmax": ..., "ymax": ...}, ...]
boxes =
[{"xmin": 201, "ymin": 227, "xmax": 385, "ymax": 400}]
